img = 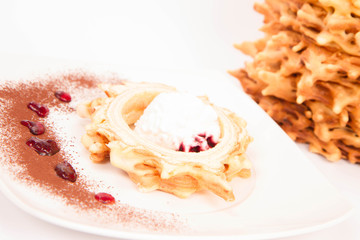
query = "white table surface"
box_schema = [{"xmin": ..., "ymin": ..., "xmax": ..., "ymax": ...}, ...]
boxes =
[{"xmin": 0, "ymin": 0, "xmax": 359, "ymax": 239}]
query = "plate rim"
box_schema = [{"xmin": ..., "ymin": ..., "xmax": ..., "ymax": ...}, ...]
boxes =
[
  {"xmin": 0, "ymin": 59, "xmax": 355, "ymax": 239},
  {"xmin": 0, "ymin": 176, "xmax": 354, "ymax": 240}
]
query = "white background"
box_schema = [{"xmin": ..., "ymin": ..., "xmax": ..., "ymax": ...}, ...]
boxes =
[{"xmin": 0, "ymin": 0, "xmax": 359, "ymax": 239}]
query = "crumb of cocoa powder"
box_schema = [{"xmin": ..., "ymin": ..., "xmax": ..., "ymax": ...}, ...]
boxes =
[{"xmin": 0, "ymin": 71, "xmax": 186, "ymax": 233}]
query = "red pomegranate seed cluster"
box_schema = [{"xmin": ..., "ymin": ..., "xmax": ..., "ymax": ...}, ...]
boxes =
[
  {"xmin": 23, "ymin": 92, "xmax": 74, "ymax": 178},
  {"xmin": 178, "ymin": 133, "xmax": 218, "ymax": 153},
  {"xmin": 21, "ymin": 90, "xmax": 115, "ymax": 202}
]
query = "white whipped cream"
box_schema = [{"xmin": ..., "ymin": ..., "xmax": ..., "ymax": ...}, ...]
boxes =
[{"xmin": 134, "ymin": 92, "xmax": 220, "ymax": 151}]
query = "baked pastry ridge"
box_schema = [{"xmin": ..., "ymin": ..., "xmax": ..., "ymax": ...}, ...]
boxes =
[{"xmin": 78, "ymin": 81, "xmax": 252, "ymax": 201}]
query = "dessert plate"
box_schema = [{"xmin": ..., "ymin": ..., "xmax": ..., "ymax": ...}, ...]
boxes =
[{"xmin": 0, "ymin": 53, "xmax": 354, "ymax": 239}]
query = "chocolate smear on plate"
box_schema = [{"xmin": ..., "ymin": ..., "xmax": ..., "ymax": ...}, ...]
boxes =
[{"xmin": 0, "ymin": 71, "xmax": 186, "ymax": 233}]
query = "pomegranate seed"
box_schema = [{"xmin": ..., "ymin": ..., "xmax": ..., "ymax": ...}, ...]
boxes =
[
  {"xmin": 198, "ymin": 133, "xmax": 206, "ymax": 138},
  {"xmin": 27, "ymin": 102, "xmax": 49, "ymax": 117},
  {"xmin": 95, "ymin": 192, "xmax": 115, "ymax": 204},
  {"xmin": 189, "ymin": 145, "xmax": 201, "ymax": 152},
  {"xmin": 55, "ymin": 161, "xmax": 77, "ymax": 182},
  {"xmin": 26, "ymin": 137, "xmax": 60, "ymax": 156},
  {"xmin": 178, "ymin": 143, "xmax": 185, "ymax": 152},
  {"xmin": 20, "ymin": 120, "xmax": 45, "ymax": 135},
  {"xmin": 206, "ymin": 136, "xmax": 217, "ymax": 148},
  {"xmin": 55, "ymin": 91, "xmax": 72, "ymax": 102},
  {"xmin": 178, "ymin": 134, "xmax": 218, "ymax": 152}
]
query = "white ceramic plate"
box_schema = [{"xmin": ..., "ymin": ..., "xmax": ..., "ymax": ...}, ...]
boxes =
[{"xmin": 0, "ymin": 54, "xmax": 354, "ymax": 239}]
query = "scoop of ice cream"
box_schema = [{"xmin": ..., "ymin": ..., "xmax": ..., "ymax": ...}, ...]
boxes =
[{"xmin": 134, "ymin": 92, "xmax": 220, "ymax": 152}]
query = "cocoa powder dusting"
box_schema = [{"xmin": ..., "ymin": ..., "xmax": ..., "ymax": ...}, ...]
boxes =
[{"xmin": 0, "ymin": 71, "xmax": 186, "ymax": 234}]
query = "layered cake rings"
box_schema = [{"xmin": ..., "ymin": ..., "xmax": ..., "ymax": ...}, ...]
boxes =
[
  {"xmin": 78, "ymin": 81, "xmax": 252, "ymax": 201},
  {"xmin": 231, "ymin": 0, "xmax": 360, "ymax": 163}
]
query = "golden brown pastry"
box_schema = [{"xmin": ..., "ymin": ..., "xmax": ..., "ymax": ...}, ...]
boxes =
[
  {"xmin": 231, "ymin": 0, "xmax": 360, "ymax": 163},
  {"xmin": 78, "ymin": 81, "xmax": 252, "ymax": 201}
]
